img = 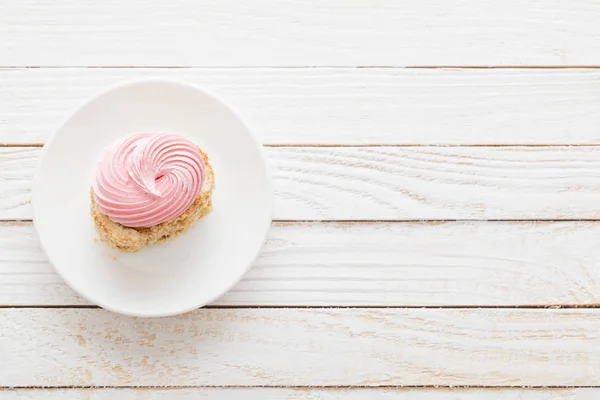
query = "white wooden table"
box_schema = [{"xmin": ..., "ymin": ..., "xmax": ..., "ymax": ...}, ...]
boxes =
[{"xmin": 3, "ymin": 0, "xmax": 600, "ymax": 398}]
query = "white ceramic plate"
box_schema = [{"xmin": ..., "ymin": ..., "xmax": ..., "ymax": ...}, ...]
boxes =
[{"xmin": 32, "ymin": 80, "xmax": 273, "ymax": 317}]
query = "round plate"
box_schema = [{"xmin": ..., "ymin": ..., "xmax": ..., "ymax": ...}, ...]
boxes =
[{"xmin": 32, "ymin": 80, "xmax": 273, "ymax": 317}]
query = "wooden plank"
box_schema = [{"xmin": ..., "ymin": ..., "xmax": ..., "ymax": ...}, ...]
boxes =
[
  {"xmin": 3, "ymin": 0, "xmax": 600, "ymax": 66},
  {"xmin": 0, "ymin": 148, "xmax": 38, "ymax": 220},
  {"xmin": 3, "ymin": 308, "xmax": 600, "ymax": 386},
  {"xmin": 4, "ymin": 68, "xmax": 600, "ymax": 145},
  {"xmin": 1, "ymin": 388, "xmax": 598, "ymax": 399},
  {"xmin": 4, "ymin": 221, "xmax": 600, "ymax": 307},
  {"xmin": 5, "ymin": 146, "xmax": 600, "ymax": 220}
]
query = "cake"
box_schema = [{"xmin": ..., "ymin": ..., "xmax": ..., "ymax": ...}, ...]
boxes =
[{"xmin": 91, "ymin": 133, "xmax": 214, "ymax": 252}]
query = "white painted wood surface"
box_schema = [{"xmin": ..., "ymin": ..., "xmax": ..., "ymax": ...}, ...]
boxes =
[
  {"xmin": 3, "ymin": 0, "xmax": 600, "ymax": 66},
  {"xmin": 3, "ymin": 0, "xmax": 600, "ymax": 394},
  {"xmin": 4, "ymin": 221, "xmax": 600, "ymax": 307},
  {"xmin": 4, "ymin": 68, "xmax": 600, "ymax": 145},
  {"xmin": 4, "ymin": 146, "xmax": 600, "ymax": 220},
  {"xmin": 2, "ymin": 388, "xmax": 599, "ymax": 399},
  {"xmin": 4, "ymin": 308, "xmax": 600, "ymax": 387}
]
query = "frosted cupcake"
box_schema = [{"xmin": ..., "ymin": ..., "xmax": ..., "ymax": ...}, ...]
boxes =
[{"xmin": 90, "ymin": 133, "xmax": 214, "ymax": 252}]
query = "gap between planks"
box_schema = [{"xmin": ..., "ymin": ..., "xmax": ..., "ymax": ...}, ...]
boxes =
[
  {"xmin": 5, "ymin": 144, "xmax": 600, "ymax": 148},
  {"xmin": 5, "ymin": 65, "xmax": 600, "ymax": 69},
  {"xmin": 9, "ymin": 219, "xmax": 600, "ymax": 223},
  {"xmin": 3, "ymin": 305, "xmax": 600, "ymax": 309},
  {"xmin": 9, "ymin": 219, "xmax": 600, "ymax": 227},
  {"xmin": 3, "ymin": 388, "xmax": 600, "ymax": 400},
  {"xmin": 6, "ymin": 385, "xmax": 600, "ymax": 389}
]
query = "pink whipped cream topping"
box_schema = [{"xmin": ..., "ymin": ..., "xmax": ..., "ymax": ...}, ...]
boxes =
[{"xmin": 93, "ymin": 133, "xmax": 205, "ymax": 228}]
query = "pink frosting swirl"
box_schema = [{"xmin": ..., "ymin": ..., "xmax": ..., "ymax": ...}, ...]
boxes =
[{"xmin": 93, "ymin": 133, "xmax": 205, "ymax": 228}]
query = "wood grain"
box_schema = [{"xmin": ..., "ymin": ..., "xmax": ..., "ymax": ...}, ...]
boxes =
[
  {"xmin": 2, "ymin": 388, "xmax": 599, "ymax": 399},
  {"xmin": 3, "ymin": 0, "xmax": 600, "ymax": 66},
  {"xmin": 5, "ymin": 221, "xmax": 600, "ymax": 307},
  {"xmin": 4, "ymin": 68, "xmax": 600, "ymax": 145},
  {"xmin": 5, "ymin": 146, "xmax": 600, "ymax": 220},
  {"xmin": 4, "ymin": 308, "xmax": 600, "ymax": 387}
]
